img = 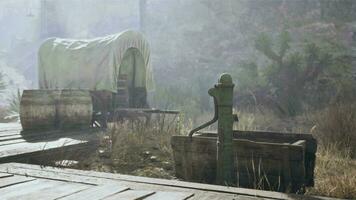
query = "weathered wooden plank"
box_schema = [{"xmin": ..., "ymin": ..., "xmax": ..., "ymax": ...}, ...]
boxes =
[
  {"xmin": 0, "ymin": 129, "xmax": 99, "ymax": 163},
  {"xmin": 0, "ymin": 178, "xmax": 88, "ymax": 199},
  {"xmin": 174, "ymin": 150, "xmax": 304, "ymax": 169},
  {"xmin": 0, "ymin": 133, "xmax": 24, "ymax": 141},
  {"xmin": 0, "ymin": 165, "xmax": 211, "ymax": 199},
  {"xmin": 0, "ymin": 164, "xmax": 231, "ymax": 199},
  {"xmin": 0, "ymin": 130, "xmax": 21, "ymax": 137},
  {"xmin": 59, "ymin": 183, "xmax": 129, "ymax": 200},
  {"xmin": 172, "ymin": 136, "xmax": 305, "ymax": 161},
  {"xmin": 0, "ymin": 137, "xmax": 86, "ymax": 158},
  {"xmin": 0, "ymin": 128, "xmax": 20, "ymax": 132},
  {"xmin": 234, "ymin": 157, "xmax": 304, "ymax": 179},
  {"xmin": 0, "ymin": 132, "xmax": 55, "ymax": 143},
  {"xmin": 0, "ymin": 128, "xmax": 96, "ymax": 143},
  {"xmin": 0, "ymin": 138, "xmax": 28, "ymax": 146},
  {"xmin": 237, "ymin": 130, "xmax": 316, "ymax": 154},
  {"xmin": 0, "ymin": 131, "xmax": 51, "ymax": 142},
  {"xmin": 0, "ymin": 165, "xmax": 111, "ymax": 185},
  {"xmin": 0, "ymin": 162, "xmax": 339, "ymax": 200},
  {"xmin": 0, "ymin": 123, "xmax": 22, "ymax": 131},
  {"xmin": 197, "ymin": 131, "xmax": 317, "ymax": 153},
  {"xmin": 144, "ymin": 191, "xmax": 194, "ymax": 200},
  {"xmin": 5, "ymin": 180, "xmax": 91, "ymax": 200},
  {"xmin": 0, "ymin": 179, "xmax": 48, "ymax": 198},
  {"xmin": 0, "ymin": 163, "xmax": 291, "ymax": 200},
  {"xmin": 0, "ymin": 163, "xmax": 339, "ymax": 200},
  {"xmin": 0, "ymin": 172, "xmax": 13, "ymax": 178},
  {"xmin": 0, "ymin": 138, "xmax": 86, "ymax": 157},
  {"xmin": 103, "ymin": 190, "xmax": 155, "ymax": 200},
  {"xmin": 0, "ymin": 130, "xmax": 96, "ymax": 147},
  {"xmin": 235, "ymin": 195, "xmax": 270, "ymax": 200},
  {"xmin": 0, "ymin": 144, "xmax": 95, "ymax": 165},
  {"xmin": 0, "ymin": 175, "xmax": 36, "ymax": 188}
]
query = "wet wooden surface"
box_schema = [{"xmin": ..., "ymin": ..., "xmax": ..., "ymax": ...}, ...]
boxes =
[
  {"xmin": 0, "ymin": 123, "xmax": 98, "ymax": 163},
  {"xmin": 0, "ymin": 163, "xmax": 342, "ymax": 200}
]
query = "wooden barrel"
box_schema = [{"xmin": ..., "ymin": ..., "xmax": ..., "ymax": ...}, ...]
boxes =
[
  {"xmin": 20, "ymin": 90, "xmax": 61, "ymax": 131},
  {"xmin": 58, "ymin": 90, "xmax": 93, "ymax": 129}
]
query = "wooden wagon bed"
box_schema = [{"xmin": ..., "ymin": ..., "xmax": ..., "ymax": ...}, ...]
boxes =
[
  {"xmin": 0, "ymin": 163, "xmax": 340, "ymax": 200},
  {"xmin": 0, "ymin": 123, "xmax": 99, "ymax": 163}
]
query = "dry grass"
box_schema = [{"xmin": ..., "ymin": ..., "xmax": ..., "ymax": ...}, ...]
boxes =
[
  {"xmin": 306, "ymin": 144, "xmax": 356, "ymax": 199},
  {"xmin": 234, "ymin": 108, "xmax": 356, "ymax": 198},
  {"xmin": 0, "ymin": 106, "xmax": 14, "ymax": 123},
  {"xmin": 304, "ymin": 103, "xmax": 356, "ymax": 199},
  {"xmin": 79, "ymin": 114, "xmax": 183, "ymax": 179},
  {"xmin": 233, "ymin": 108, "xmax": 313, "ymax": 133},
  {"xmin": 74, "ymin": 105, "xmax": 356, "ymax": 198},
  {"xmin": 0, "ymin": 107, "xmax": 9, "ymax": 123},
  {"xmin": 312, "ymin": 103, "xmax": 356, "ymax": 158}
]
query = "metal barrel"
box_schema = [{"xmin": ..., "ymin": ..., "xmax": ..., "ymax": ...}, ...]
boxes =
[
  {"xmin": 57, "ymin": 89, "xmax": 93, "ymax": 129},
  {"xmin": 20, "ymin": 90, "xmax": 61, "ymax": 131}
]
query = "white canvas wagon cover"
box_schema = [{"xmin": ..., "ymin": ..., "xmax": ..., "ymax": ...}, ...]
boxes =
[{"xmin": 38, "ymin": 30, "xmax": 153, "ymax": 92}]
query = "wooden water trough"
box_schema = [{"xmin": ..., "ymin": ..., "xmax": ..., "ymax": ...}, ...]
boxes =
[
  {"xmin": 171, "ymin": 130, "xmax": 316, "ymax": 193},
  {"xmin": 171, "ymin": 74, "xmax": 317, "ymax": 193}
]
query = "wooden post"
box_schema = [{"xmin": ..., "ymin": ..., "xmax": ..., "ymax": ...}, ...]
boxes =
[{"xmin": 208, "ymin": 73, "xmax": 235, "ymax": 185}]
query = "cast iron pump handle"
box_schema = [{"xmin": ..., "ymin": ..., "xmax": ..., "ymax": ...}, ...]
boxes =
[
  {"xmin": 188, "ymin": 96, "xmax": 219, "ymax": 137},
  {"xmin": 188, "ymin": 74, "xmax": 238, "ymax": 138},
  {"xmin": 188, "ymin": 97, "xmax": 239, "ymax": 137}
]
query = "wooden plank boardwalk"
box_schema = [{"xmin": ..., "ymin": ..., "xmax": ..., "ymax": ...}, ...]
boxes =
[
  {"xmin": 0, "ymin": 123, "xmax": 342, "ymax": 199},
  {"xmin": 0, "ymin": 123, "xmax": 99, "ymax": 163},
  {"xmin": 0, "ymin": 163, "xmax": 342, "ymax": 200}
]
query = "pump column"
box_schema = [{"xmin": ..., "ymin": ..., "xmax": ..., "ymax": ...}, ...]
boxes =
[{"xmin": 208, "ymin": 73, "xmax": 235, "ymax": 185}]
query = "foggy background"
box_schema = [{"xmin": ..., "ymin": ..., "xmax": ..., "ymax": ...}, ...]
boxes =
[
  {"xmin": 1, "ymin": 2, "xmax": 356, "ymax": 197},
  {"xmin": 0, "ymin": 0, "xmax": 355, "ymax": 119}
]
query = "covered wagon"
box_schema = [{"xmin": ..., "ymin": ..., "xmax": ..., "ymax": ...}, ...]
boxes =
[{"xmin": 20, "ymin": 30, "xmax": 154, "ymax": 130}]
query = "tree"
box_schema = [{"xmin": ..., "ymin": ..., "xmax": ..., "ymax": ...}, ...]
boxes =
[{"xmin": 235, "ymin": 30, "xmax": 346, "ymax": 116}]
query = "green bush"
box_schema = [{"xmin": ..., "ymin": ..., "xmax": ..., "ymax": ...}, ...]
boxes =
[{"xmin": 235, "ymin": 30, "xmax": 351, "ymax": 117}]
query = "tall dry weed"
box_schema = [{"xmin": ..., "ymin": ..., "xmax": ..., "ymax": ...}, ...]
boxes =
[
  {"xmin": 107, "ymin": 114, "xmax": 182, "ymax": 177},
  {"xmin": 306, "ymin": 144, "xmax": 356, "ymax": 199},
  {"xmin": 313, "ymin": 103, "xmax": 356, "ymax": 158}
]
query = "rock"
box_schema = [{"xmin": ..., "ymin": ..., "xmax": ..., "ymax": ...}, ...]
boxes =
[
  {"xmin": 98, "ymin": 149, "xmax": 111, "ymax": 158},
  {"xmin": 142, "ymin": 151, "xmax": 151, "ymax": 158},
  {"xmin": 55, "ymin": 160, "xmax": 78, "ymax": 167},
  {"xmin": 149, "ymin": 155, "xmax": 158, "ymax": 162},
  {"xmin": 162, "ymin": 161, "xmax": 173, "ymax": 170}
]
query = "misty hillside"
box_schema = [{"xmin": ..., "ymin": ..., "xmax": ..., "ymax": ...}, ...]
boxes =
[{"xmin": 0, "ymin": 1, "xmax": 355, "ymax": 199}]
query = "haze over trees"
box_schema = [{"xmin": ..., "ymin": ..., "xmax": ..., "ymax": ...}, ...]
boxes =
[{"xmin": 0, "ymin": 1, "xmax": 355, "ymax": 198}]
